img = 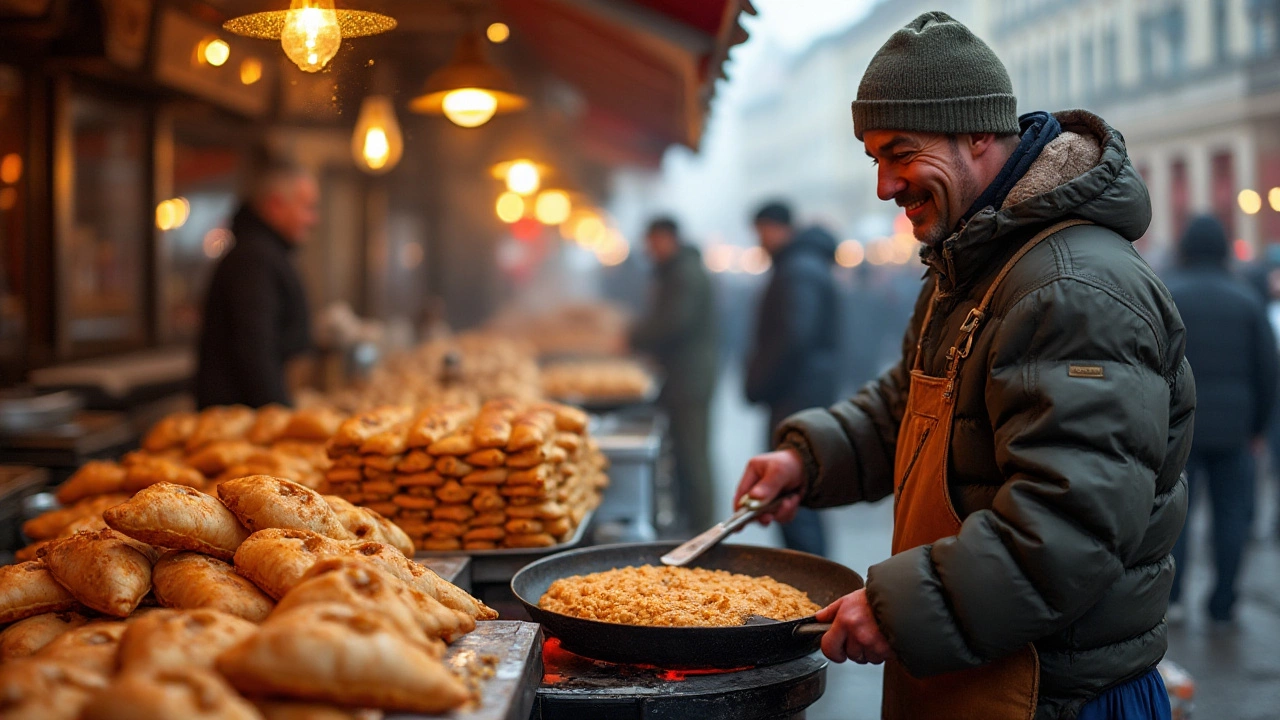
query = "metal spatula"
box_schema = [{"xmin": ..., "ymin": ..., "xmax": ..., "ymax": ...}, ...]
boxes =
[{"xmin": 660, "ymin": 495, "xmax": 789, "ymax": 567}]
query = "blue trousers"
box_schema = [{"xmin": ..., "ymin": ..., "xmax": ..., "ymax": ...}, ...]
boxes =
[
  {"xmin": 1169, "ymin": 446, "xmax": 1256, "ymax": 619},
  {"xmin": 1076, "ymin": 667, "xmax": 1172, "ymax": 720}
]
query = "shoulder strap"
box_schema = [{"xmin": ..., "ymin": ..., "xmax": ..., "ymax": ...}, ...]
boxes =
[{"xmin": 943, "ymin": 218, "xmax": 1094, "ymax": 385}]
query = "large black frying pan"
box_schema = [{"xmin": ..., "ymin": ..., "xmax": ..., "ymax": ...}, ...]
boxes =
[{"xmin": 511, "ymin": 541, "xmax": 864, "ymax": 669}]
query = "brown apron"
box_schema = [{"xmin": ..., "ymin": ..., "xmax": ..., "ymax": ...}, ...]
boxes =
[{"xmin": 880, "ymin": 219, "xmax": 1089, "ymax": 720}]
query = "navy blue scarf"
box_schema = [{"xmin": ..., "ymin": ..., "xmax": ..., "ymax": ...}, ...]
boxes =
[{"xmin": 962, "ymin": 111, "xmax": 1061, "ymax": 222}]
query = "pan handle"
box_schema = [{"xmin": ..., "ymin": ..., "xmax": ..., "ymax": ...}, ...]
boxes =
[{"xmin": 793, "ymin": 622, "xmax": 832, "ymax": 636}]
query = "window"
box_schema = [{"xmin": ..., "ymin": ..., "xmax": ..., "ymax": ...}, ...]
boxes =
[{"xmin": 1249, "ymin": 0, "xmax": 1280, "ymax": 56}]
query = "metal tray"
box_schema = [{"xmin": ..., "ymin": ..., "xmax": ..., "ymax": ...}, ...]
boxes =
[{"xmin": 415, "ymin": 508, "xmax": 595, "ymax": 584}]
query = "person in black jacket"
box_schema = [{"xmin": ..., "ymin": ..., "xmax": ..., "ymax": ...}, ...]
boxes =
[
  {"xmin": 1165, "ymin": 214, "xmax": 1278, "ymax": 622},
  {"xmin": 745, "ymin": 201, "xmax": 839, "ymax": 557},
  {"xmin": 195, "ymin": 161, "xmax": 318, "ymax": 408}
]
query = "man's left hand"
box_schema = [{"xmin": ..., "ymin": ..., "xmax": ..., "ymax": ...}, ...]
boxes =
[{"xmin": 815, "ymin": 589, "xmax": 894, "ymax": 664}]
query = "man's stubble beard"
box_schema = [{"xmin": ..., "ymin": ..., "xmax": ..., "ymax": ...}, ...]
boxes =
[{"xmin": 916, "ymin": 141, "xmax": 979, "ymax": 247}]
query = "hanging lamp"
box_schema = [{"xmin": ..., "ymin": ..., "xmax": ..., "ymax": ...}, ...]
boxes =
[
  {"xmin": 223, "ymin": 0, "xmax": 396, "ymax": 73},
  {"xmin": 409, "ymin": 28, "xmax": 526, "ymax": 128},
  {"xmin": 352, "ymin": 95, "xmax": 404, "ymax": 174}
]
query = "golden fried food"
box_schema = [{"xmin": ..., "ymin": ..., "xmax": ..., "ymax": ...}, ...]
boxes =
[
  {"xmin": 81, "ymin": 667, "xmax": 263, "ymax": 720},
  {"xmin": 322, "ymin": 496, "xmax": 414, "ymax": 556},
  {"xmin": 405, "ymin": 403, "xmax": 473, "ymax": 449},
  {"xmin": 0, "ymin": 561, "xmax": 79, "ymax": 624},
  {"xmin": 152, "ymin": 552, "xmax": 275, "ymax": 623},
  {"xmin": 117, "ymin": 608, "xmax": 258, "ymax": 671},
  {"xmin": 55, "ymin": 461, "xmax": 127, "ymax": 505},
  {"xmin": 103, "ymin": 483, "xmax": 249, "ymax": 561},
  {"xmin": 346, "ymin": 542, "xmax": 497, "ymax": 620},
  {"xmin": 217, "ymin": 603, "xmax": 471, "ymax": 714},
  {"xmin": 246, "ymin": 404, "xmax": 294, "ymax": 445},
  {"xmin": 36, "ymin": 621, "xmax": 128, "ymax": 675},
  {"xmin": 142, "ymin": 411, "xmax": 197, "ymax": 453},
  {"xmin": 186, "ymin": 441, "xmax": 262, "ymax": 477},
  {"xmin": 40, "ymin": 530, "xmax": 153, "ymax": 618},
  {"xmin": 186, "ymin": 406, "xmax": 256, "ymax": 452},
  {"xmin": 0, "ymin": 657, "xmax": 109, "ymax": 720},
  {"xmin": 539, "ymin": 565, "xmax": 821, "ymax": 627},
  {"xmin": 21, "ymin": 494, "xmax": 129, "ymax": 541},
  {"xmin": 123, "ymin": 456, "xmax": 206, "ymax": 493},
  {"xmin": 328, "ymin": 406, "xmax": 414, "ymax": 454},
  {"xmin": 0, "ymin": 611, "xmax": 90, "ymax": 662},
  {"xmin": 218, "ymin": 476, "xmax": 353, "ymax": 541},
  {"xmin": 232, "ymin": 529, "xmax": 349, "ymax": 600},
  {"xmin": 279, "ymin": 406, "xmax": 345, "ymax": 442}
]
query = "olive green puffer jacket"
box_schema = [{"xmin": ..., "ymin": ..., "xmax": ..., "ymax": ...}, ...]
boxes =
[{"xmin": 778, "ymin": 110, "xmax": 1194, "ymax": 720}]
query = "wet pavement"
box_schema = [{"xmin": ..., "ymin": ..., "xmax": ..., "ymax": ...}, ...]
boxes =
[{"xmin": 703, "ymin": 368, "xmax": 1280, "ymax": 720}]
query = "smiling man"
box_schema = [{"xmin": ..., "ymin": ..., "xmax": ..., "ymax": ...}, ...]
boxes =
[{"xmin": 734, "ymin": 12, "xmax": 1192, "ymax": 720}]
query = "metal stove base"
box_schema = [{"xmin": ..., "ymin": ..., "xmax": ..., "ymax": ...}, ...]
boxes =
[{"xmin": 533, "ymin": 655, "xmax": 827, "ymax": 720}]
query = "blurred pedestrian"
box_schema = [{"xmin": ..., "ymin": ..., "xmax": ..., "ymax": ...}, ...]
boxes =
[
  {"xmin": 734, "ymin": 11, "xmax": 1190, "ymax": 719},
  {"xmin": 745, "ymin": 201, "xmax": 839, "ymax": 557},
  {"xmin": 1166, "ymin": 214, "xmax": 1278, "ymax": 622},
  {"xmin": 629, "ymin": 217, "xmax": 718, "ymax": 533},
  {"xmin": 195, "ymin": 159, "xmax": 318, "ymax": 408}
]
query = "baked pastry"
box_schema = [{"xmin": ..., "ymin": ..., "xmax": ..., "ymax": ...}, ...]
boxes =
[
  {"xmin": 405, "ymin": 403, "xmax": 474, "ymax": 448},
  {"xmin": 254, "ymin": 701, "xmax": 382, "ymax": 720},
  {"xmin": 0, "ymin": 611, "xmax": 89, "ymax": 662},
  {"xmin": 279, "ymin": 406, "xmax": 345, "ymax": 442},
  {"xmin": 36, "ymin": 621, "xmax": 128, "ymax": 675},
  {"xmin": 186, "ymin": 405, "xmax": 256, "ymax": 452},
  {"xmin": 81, "ymin": 667, "xmax": 263, "ymax": 720},
  {"xmin": 346, "ymin": 541, "xmax": 496, "ymax": 620},
  {"xmin": 142, "ymin": 411, "xmax": 198, "ymax": 453},
  {"xmin": 0, "ymin": 657, "xmax": 109, "ymax": 720},
  {"xmin": 322, "ymin": 496, "xmax": 414, "ymax": 556},
  {"xmin": 55, "ymin": 461, "xmax": 127, "ymax": 505},
  {"xmin": 187, "ymin": 441, "xmax": 262, "ymax": 477},
  {"xmin": 246, "ymin": 404, "xmax": 294, "ymax": 445},
  {"xmin": 152, "ymin": 552, "xmax": 274, "ymax": 622},
  {"xmin": 102, "ymin": 482, "xmax": 250, "ymax": 561},
  {"xmin": 40, "ymin": 530, "xmax": 152, "ymax": 617},
  {"xmin": 218, "ymin": 476, "xmax": 354, "ymax": 541},
  {"xmin": 123, "ymin": 456, "xmax": 206, "ymax": 493},
  {"xmin": 0, "ymin": 561, "xmax": 79, "ymax": 624},
  {"xmin": 328, "ymin": 406, "xmax": 414, "ymax": 454},
  {"xmin": 21, "ymin": 493, "xmax": 129, "ymax": 541},
  {"xmin": 117, "ymin": 608, "xmax": 258, "ymax": 671},
  {"xmin": 217, "ymin": 603, "xmax": 471, "ymax": 713},
  {"xmin": 232, "ymin": 529, "xmax": 348, "ymax": 600}
]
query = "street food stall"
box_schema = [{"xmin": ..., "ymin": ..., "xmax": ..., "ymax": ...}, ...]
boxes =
[{"xmin": 0, "ymin": 1, "xmax": 860, "ymax": 718}]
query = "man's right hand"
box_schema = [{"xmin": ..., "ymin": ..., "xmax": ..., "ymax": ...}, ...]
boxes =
[{"xmin": 733, "ymin": 449, "xmax": 805, "ymax": 526}]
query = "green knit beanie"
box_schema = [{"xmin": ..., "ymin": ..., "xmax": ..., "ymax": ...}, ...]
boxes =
[{"xmin": 852, "ymin": 11, "xmax": 1018, "ymax": 140}]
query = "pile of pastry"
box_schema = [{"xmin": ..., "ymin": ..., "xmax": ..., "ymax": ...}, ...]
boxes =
[
  {"xmin": 329, "ymin": 333, "xmax": 541, "ymax": 412},
  {"xmin": 324, "ymin": 399, "xmax": 608, "ymax": 552},
  {"xmin": 540, "ymin": 359, "xmax": 656, "ymax": 402},
  {"xmin": 486, "ymin": 302, "xmax": 631, "ymax": 357},
  {"xmin": 0, "ymin": 474, "xmax": 496, "ymax": 719},
  {"xmin": 15, "ymin": 404, "xmax": 346, "ymax": 561}
]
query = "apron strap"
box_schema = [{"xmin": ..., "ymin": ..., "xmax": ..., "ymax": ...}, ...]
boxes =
[{"xmin": 943, "ymin": 218, "xmax": 1094, "ymax": 384}]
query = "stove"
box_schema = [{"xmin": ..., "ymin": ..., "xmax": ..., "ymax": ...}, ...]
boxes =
[{"xmin": 533, "ymin": 638, "xmax": 827, "ymax": 720}]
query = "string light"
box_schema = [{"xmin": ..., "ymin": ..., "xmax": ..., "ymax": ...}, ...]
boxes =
[{"xmin": 486, "ymin": 22, "xmax": 510, "ymax": 43}]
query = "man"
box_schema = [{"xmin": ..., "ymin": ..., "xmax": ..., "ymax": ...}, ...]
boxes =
[
  {"xmin": 1166, "ymin": 215, "xmax": 1277, "ymax": 623},
  {"xmin": 630, "ymin": 217, "xmax": 718, "ymax": 533},
  {"xmin": 745, "ymin": 201, "xmax": 839, "ymax": 556},
  {"xmin": 195, "ymin": 161, "xmax": 318, "ymax": 408},
  {"xmin": 735, "ymin": 13, "xmax": 1190, "ymax": 720}
]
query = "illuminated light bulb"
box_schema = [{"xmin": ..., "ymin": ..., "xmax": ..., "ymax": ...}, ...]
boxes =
[
  {"xmin": 496, "ymin": 192, "xmax": 525, "ymax": 223},
  {"xmin": 351, "ymin": 95, "xmax": 403, "ymax": 174},
  {"xmin": 281, "ymin": 0, "xmax": 341, "ymax": 73},
  {"xmin": 534, "ymin": 190, "xmax": 571, "ymax": 225},
  {"xmin": 595, "ymin": 232, "xmax": 631, "ymax": 267},
  {"xmin": 172, "ymin": 197, "xmax": 190, "ymax": 228},
  {"xmin": 1239, "ymin": 189, "xmax": 1263, "ymax": 215},
  {"xmin": 0, "ymin": 153, "xmax": 21, "ymax": 184},
  {"xmin": 156, "ymin": 200, "xmax": 177, "ymax": 231},
  {"xmin": 835, "ymin": 240, "xmax": 864, "ymax": 268},
  {"xmin": 505, "ymin": 160, "xmax": 540, "ymax": 195},
  {"xmin": 574, "ymin": 216, "xmax": 606, "ymax": 248},
  {"xmin": 240, "ymin": 58, "xmax": 263, "ymax": 85},
  {"xmin": 1269, "ymin": 187, "xmax": 1280, "ymax": 212},
  {"xmin": 487, "ymin": 22, "xmax": 510, "ymax": 43},
  {"xmin": 441, "ymin": 88, "xmax": 498, "ymax": 128},
  {"xmin": 202, "ymin": 38, "xmax": 230, "ymax": 66}
]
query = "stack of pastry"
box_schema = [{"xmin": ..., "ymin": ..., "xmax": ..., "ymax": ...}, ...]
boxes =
[
  {"xmin": 324, "ymin": 399, "xmax": 608, "ymax": 552},
  {"xmin": 0, "ymin": 474, "xmax": 496, "ymax": 719},
  {"xmin": 540, "ymin": 359, "xmax": 656, "ymax": 402}
]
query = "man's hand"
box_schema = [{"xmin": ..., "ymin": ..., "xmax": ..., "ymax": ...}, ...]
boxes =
[
  {"xmin": 815, "ymin": 589, "xmax": 894, "ymax": 664},
  {"xmin": 733, "ymin": 449, "xmax": 804, "ymax": 526}
]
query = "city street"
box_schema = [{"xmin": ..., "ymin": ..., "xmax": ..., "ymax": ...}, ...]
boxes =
[{"xmin": 705, "ymin": 370, "xmax": 1280, "ymax": 720}]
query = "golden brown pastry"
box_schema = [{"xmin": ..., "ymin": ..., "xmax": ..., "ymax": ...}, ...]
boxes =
[
  {"xmin": 217, "ymin": 603, "xmax": 471, "ymax": 713},
  {"xmin": 246, "ymin": 404, "xmax": 294, "ymax": 445},
  {"xmin": 103, "ymin": 482, "xmax": 250, "ymax": 561},
  {"xmin": 472, "ymin": 399, "xmax": 518, "ymax": 448},
  {"xmin": 346, "ymin": 541, "xmax": 497, "ymax": 620},
  {"xmin": 232, "ymin": 529, "xmax": 348, "ymax": 600},
  {"xmin": 327, "ymin": 406, "xmax": 414, "ymax": 454},
  {"xmin": 40, "ymin": 530, "xmax": 152, "ymax": 618},
  {"xmin": 254, "ymin": 701, "xmax": 382, "ymax": 720},
  {"xmin": 507, "ymin": 409, "xmax": 556, "ymax": 451},
  {"xmin": 0, "ymin": 561, "xmax": 79, "ymax": 624},
  {"xmin": 279, "ymin": 406, "xmax": 345, "ymax": 442},
  {"xmin": 152, "ymin": 552, "xmax": 275, "ymax": 622},
  {"xmin": 21, "ymin": 493, "xmax": 129, "ymax": 541},
  {"xmin": 186, "ymin": 405, "xmax": 256, "ymax": 452},
  {"xmin": 405, "ymin": 403, "xmax": 474, "ymax": 449},
  {"xmin": 269, "ymin": 441, "xmax": 330, "ymax": 471},
  {"xmin": 0, "ymin": 657, "xmax": 109, "ymax": 720},
  {"xmin": 218, "ymin": 476, "xmax": 354, "ymax": 541},
  {"xmin": 321, "ymin": 496, "xmax": 414, "ymax": 556},
  {"xmin": 123, "ymin": 456, "xmax": 206, "ymax": 493},
  {"xmin": 117, "ymin": 608, "xmax": 258, "ymax": 671},
  {"xmin": 81, "ymin": 667, "xmax": 264, "ymax": 720},
  {"xmin": 36, "ymin": 621, "xmax": 128, "ymax": 675},
  {"xmin": 12, "ymin": 541, "xmax": 48, "ymax": 563},
  {"xmin": 426, "ymin": 427, "xmax": 477, "ymax": 456},
  {"xmin": 142, "ymin": 411, "xmax": 198, "ymax": 453},
  {"xmin": 0, "ymin": 611, "xmax": 89, "ymax": 662},
  {"xmin": 187, "ymin": 441, "xmax": 262, "ymax": 477},
  {"xmin": 55, "ymin": 461, "xmax": 127, "ymax": 505}
]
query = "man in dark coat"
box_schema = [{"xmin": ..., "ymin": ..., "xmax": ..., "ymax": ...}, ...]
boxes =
[
  {"xmin": 1165, "ymin": 215, "xmax": 1277, "ymax": 622},
  {"xmin": 745, "ymin": 201, "xmax": 839, "ymax": 556},
  {"xmin": 735, "ymin": 12, "xmax": 1191, "ymax": 720},
  {"xmin": 630, "ymin": 217, "xmax": 718, "ymax": 533},
  {"xmin": 195, "ymin": 162, "xmax": 317, "ymax": 408}
]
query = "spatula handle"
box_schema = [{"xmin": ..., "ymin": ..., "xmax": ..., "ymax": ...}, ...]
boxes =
[{"xmin": 793, "ymin": 623, "xmax": 833, "ymax": 636}]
